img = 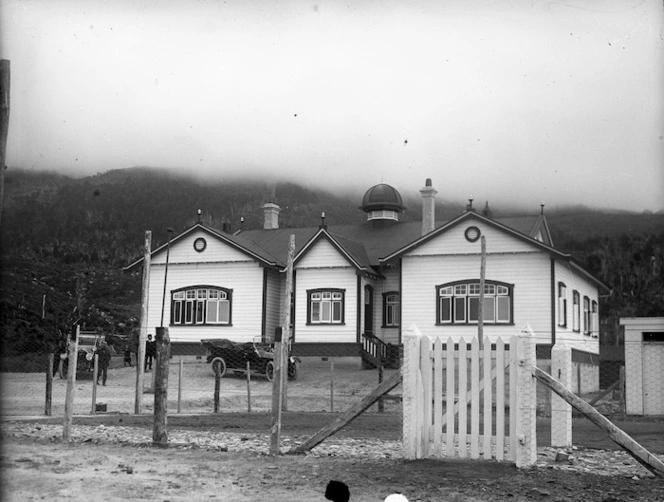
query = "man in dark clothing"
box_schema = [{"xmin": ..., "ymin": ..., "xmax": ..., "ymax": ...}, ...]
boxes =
[
  {"xmin": 97, "ymin": 340, "xmax": 112, "ymax": 386},
  {"xmin": 145, "ymin": 334, "xmax": 156, "ymax": 371}
]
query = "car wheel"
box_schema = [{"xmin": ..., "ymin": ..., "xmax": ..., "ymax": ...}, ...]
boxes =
[
  {"xmin": 210, "ymin": 357, "xmax": 227, "ymax": 377},
  {"xmin": 265, "ymin": 361, "xmax": 275, "ymax": 382}
]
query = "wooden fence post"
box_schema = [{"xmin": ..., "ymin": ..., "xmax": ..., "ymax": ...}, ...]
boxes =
[
  {"xmin": 177, "ymin": 358, "xmax": 183, "ymax": 414},
  {"xmin": 330, "ymin": 359, "xmax": 335, "ymax": 412},
  {"xmin": 91, "ymin": 354, "xmax": 99, "ymax": 414},
  {"xmin": 135, "ymin": 230, "xmax": 151, "ymax": 414},
  {"xmin": 246, "ymin": 361, "xmax": 252, "ymax": 413},
  {"xmin": 378, "ymin": 363, "xmax": 384, "ymax": 412},
  {"xmin": 152, "ymin": 326, "xmax": 170, "ymax": 445},
  {"xmin": 402, "ymin": 324, "xmax": 421, "ymax": 460},
  {"xmin": 514, "ymin": 325, "xmax": 537, "ymax": 468},
  {"xmin": 214, "ymin": 365, "xmax": 221, "ymax": 413},
  {"xmin": 63, "ymin": 325, "xmax": 79, "ymax": 442},
  {"xmin": 45, "ymin": 353, "xmax": 53, "ymax": 416},
  {"xmin": 551, "ymin": 343, "xmax": 572, "ymax": 447}
]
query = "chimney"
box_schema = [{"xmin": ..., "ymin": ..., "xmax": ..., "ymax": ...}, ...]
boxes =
[
  {"xmin": 419, "ymin": 178, "xmax": 437, "ymax": 235},
  {"xmin": 262, "ymin": 202, "xmax": 281, "ymax": 230}
]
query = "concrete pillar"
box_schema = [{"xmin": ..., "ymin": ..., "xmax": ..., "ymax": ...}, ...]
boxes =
[{"xmin": 551, "ymin": 343, "xmax": 573, "ymax": 447}]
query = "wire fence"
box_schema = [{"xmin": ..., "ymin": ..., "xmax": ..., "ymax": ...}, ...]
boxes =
[
  {"xmin": 0, "ymin": 350, "xmax": 401, "ymax": 417},
  {"xmin": 0, "ymin": 342, "xmax": 628, "ymax": 420}
]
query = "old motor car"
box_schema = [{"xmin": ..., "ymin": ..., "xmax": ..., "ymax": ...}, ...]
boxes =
[
  {"xmin": 201, "ymin": 338, "xmax": 298, "ymax": 381},
  {"xmin": 59, "ymin": 332, "xmax": 104, "ymax": 377}
]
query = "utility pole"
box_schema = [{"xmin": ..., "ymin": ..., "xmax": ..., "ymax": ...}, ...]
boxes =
[
  {"xmin": 135, "ymin": 230, "xmax": 151, "ymax": 413},
  {"xmin": 270, "ymin": 234, "xmax": 295, "ymax": 454},
  {"xmin": 478, "ymin": 235, "xmax": 486, "ymax": 350},
  {"xmin": 0, "ymin": 60, "xmax": 10, "ymax": 230}
]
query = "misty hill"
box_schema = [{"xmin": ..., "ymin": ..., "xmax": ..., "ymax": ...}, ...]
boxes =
[
  {"xmin": 3, "ymin": 167, "xmax": 663, "ymax": 266},
  {"xmin": 1, "ymin": 167, "xmax": 662, "ymax": 364}
]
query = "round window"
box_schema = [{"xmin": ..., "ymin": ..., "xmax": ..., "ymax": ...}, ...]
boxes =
[
  {"xmin": 193, "ymin": 237, "xmax": 207, "ymax": 252},
  {"xmin": 464, "ymin": 226, "xmax": 481, "ymax": 242}
]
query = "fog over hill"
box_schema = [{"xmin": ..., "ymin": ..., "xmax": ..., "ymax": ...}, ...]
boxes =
[{"xmin": 1, "ymin": 167, "xmax": 662, "ymax": 358}]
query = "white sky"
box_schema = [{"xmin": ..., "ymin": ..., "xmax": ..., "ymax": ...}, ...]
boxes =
[{"xmin": 1, "ymin": 0, "xmax": 663, "ymax": 211}]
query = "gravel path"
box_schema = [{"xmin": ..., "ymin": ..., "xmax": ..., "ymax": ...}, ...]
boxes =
[{"xmin": 2, "ymin": 420, "xmax": 661, "ymax": 480}]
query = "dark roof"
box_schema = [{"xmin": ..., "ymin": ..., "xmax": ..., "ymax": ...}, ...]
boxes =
[
  {"xmin": 124, "ymin": 209, "xmax": 605, "ymax": 293},
  {"xmin": 360, "ymin": 183, "xmax": 406, "ymax": 213}
]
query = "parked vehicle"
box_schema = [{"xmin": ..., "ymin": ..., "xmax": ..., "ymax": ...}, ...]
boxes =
[
  {"xmin": 201, "ymin": 338, "xmax": 298, "ymax": 381},
  {"xmin": 59, "ymin": 332, "xmax": 104, "ymax": 378}
]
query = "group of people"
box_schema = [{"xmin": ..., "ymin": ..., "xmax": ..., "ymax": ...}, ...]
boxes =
[{"xmin": 93, "ymin": 334, "xmax": 158, "ymax": 385}]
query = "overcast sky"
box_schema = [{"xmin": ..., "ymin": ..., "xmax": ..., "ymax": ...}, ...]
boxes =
[{"xmin": 1, "ymin": 0, "xmax": 662, "ymax": 212}]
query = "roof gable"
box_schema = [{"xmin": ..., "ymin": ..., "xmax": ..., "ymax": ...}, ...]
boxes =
[{"xmin": 124, "ymin": 224, "xmax": 279, "ymax": 271}]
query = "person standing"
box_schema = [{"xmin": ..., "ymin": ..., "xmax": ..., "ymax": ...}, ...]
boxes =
[
  {"xmin": 97, "ymin": 340, "xmax": 111, "ymax": 386},
  {"xmin": 145, "ymin": 334, "xmax": 156, "ymax": 371},
  {"xmin": 123, "ymin": 346, "xmax": 132, "ymax": 367}
]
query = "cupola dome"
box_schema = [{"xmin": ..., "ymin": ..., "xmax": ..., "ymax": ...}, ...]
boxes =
[
  {"xmin": 360, "ymin": 183, "xmax": 405, "ymax": 223},
  {"xmin": 360, "ymin": 183, "xmax": 405, "ymax": 212}
]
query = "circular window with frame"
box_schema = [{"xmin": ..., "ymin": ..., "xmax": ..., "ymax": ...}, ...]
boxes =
[
  {"xmin": 193, "ymin": 237, "xmax": 207, "ymax": 253},
  {"xmin": 464, "ymin": 226, "xmax": 481, "ymax": 242}
]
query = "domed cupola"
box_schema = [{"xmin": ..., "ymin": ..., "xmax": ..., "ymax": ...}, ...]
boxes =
[{"xmin": 360, "ymin": 183, "xmax": 406, "ymax": 222}]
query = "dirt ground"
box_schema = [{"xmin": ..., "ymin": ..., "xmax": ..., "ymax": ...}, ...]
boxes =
[{"xmin": 2, "ymin": 360, "xmax": 664, "ymax": 501}]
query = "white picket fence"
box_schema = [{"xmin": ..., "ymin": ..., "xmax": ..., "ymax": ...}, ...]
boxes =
[{"xmin": 402, "ymin": 325, "xmax": 538, "ymax": 467}]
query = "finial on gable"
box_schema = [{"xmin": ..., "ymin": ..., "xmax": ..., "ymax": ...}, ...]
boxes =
[
  {"xmin": 320, "ymin": 211, "xmax": 327, "ymax": 230},
  {"xmin": 197, "ymin": 209, "xmax": 202, "ymax": 223}
]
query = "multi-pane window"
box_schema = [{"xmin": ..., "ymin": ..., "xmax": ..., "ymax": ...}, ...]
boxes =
[
  {"xmin": 436, "ymin": 280, "xmax": 513, "ymax": 324},
  {"xmin": 171, "ymin": 287, "xmax": 231, "ymax": 325},
  {"xmin": 558, "ymin": 282, "xmax": 567, "ymax": 327},
  {"xmin": 383, "ymin": 292, "xmax": 400, "ymax": 327},
  {"xmin": 591, "ymin": 301, "xmax": 598, "ymax": 337},
  {"xmin": 572, "ymin": 291, "xmax": 580, "ymax": 332},
  {"xmin": 308, "ymin": 289, "xmax": 344, "ymax": 324},
  {"xmin": 583, "ymin": 296, "xmax": 591, "ymax": 335}
]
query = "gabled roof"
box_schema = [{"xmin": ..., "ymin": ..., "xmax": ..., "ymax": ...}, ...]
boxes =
[
  {"xmin": 123, "ymin": 209, "xmax": 606, "ymax": 293},
  {"xmin": 292, "ymin": 228, "xmax": 380, "ymax": 278},
  {"xmin": 381, "ymin": 211, "xmax": 564, "ymax": 262},
  {"xmin": 495, "ymin": 214, "xmax": 553, "ymax": 246},
  {"xmin": 123, "ymin": 223, "xmax": 281, "ymax": 271}
]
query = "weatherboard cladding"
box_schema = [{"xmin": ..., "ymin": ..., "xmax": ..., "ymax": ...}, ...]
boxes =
[
  {"xmin": 147, "ymin": 261, "xmax": 264, "ymax": 344},
  {"xmin": 294, "ymin": 267, "xmax": 357, "ymax": 343},
  {"xmin": 400, "ymin": 252, "xmax": 553, "ymax": 344}
]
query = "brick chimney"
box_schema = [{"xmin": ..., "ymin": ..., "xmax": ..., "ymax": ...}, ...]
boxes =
[
  {"xmin": 262, "ymin": 202, "xmax": 281, "ymax": 230},
  {"xmin": 419, "ymin": 178, "xmax": 437, "ymax": 235}
]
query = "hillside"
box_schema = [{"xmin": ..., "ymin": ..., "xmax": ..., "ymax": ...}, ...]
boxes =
[{"xmin": 1, "ymin": 167, "xmax": 663, "ymax": 361}]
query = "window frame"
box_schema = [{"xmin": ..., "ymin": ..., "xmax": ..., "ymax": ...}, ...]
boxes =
[
  {"xmin": 583, "ymin": 295, "xmax": 591, "ymax": 335},
  {"xmin": 170, "ymin": 286, "xmax": 233, "ymax": 326},
  {"xmin": 557, "ymin": 282, "xmax": 567, "ymax": 328},
  {"xmin": 435, "ymin": 280, "xmax": 514, "ymax": 325},
  {"xmin": 382, "ymin": 291, "xmax": 400, "ymax": 328},
  {"xmin": 572, "ymin": 290, "xmax": 580, "ymax": 332},
  {"xmin": 306, "ymin": 288, "xmax": 345, "ymax": 325}
]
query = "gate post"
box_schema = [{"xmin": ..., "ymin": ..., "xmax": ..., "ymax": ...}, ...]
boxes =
[
  {"xmin": 515, "ymin": 325, "xmax": 537, "ymax": 468},
  {"xmin": 402, "ymin": 324, "xmax": 422, "ymax": 460},
  {"xmin": 551, "ymin": 343, "xmax": 572, "ymax": 447}
]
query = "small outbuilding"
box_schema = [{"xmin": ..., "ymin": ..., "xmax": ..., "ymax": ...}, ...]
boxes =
[{"xmin": 620, "ymin": 317, "xmax": 664, "ymax": 415}]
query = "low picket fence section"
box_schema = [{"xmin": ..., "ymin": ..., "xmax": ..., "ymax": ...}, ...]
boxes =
[{"xmin": 402, "ymin": 325, "xmax": 538, "ymax": 467}]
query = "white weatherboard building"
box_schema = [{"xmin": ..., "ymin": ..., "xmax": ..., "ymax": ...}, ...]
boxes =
[{"xmin": 126, "ymin": 179, "xmax": 607, "ymax": 384}]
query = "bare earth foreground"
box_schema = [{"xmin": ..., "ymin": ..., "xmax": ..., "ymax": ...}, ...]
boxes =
[{"xmin": 1, "ymin": 363, "xmax": 664, "ymax": 501}]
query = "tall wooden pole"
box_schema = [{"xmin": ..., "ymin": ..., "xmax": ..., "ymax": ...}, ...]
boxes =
[
  {"xmin": 153, "ymin": 230, "xmax": 172, "ymax": 445},
  {"xmin": 270, "ymin": 234, "xmax": 295, "ymax": 455},
  {"xmin": 135, "ymin": 230, "xmax": 151, "ymax": 413},
  {"xmin": 478, "ymin": 235, "xmax": 486, "ymax": 350},
  {"xmin": 0, "ymin": 60, "xmax": 9, "ymax": 230},
  {"xmin": 63, "ymin": 325, "xmax": 79, "ymax": 441},
  {"xmin": 45, "ymin": 353, "xmax": 53, "ymax": 416},
  {"xmin": 153, "ymin": 326, "xmax": 170, "ymax": 445}
]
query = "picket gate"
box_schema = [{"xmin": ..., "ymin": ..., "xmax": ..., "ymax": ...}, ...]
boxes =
[{"xmin": 402, "ymin": 325, "xmax": 537, "ymax": 467}]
